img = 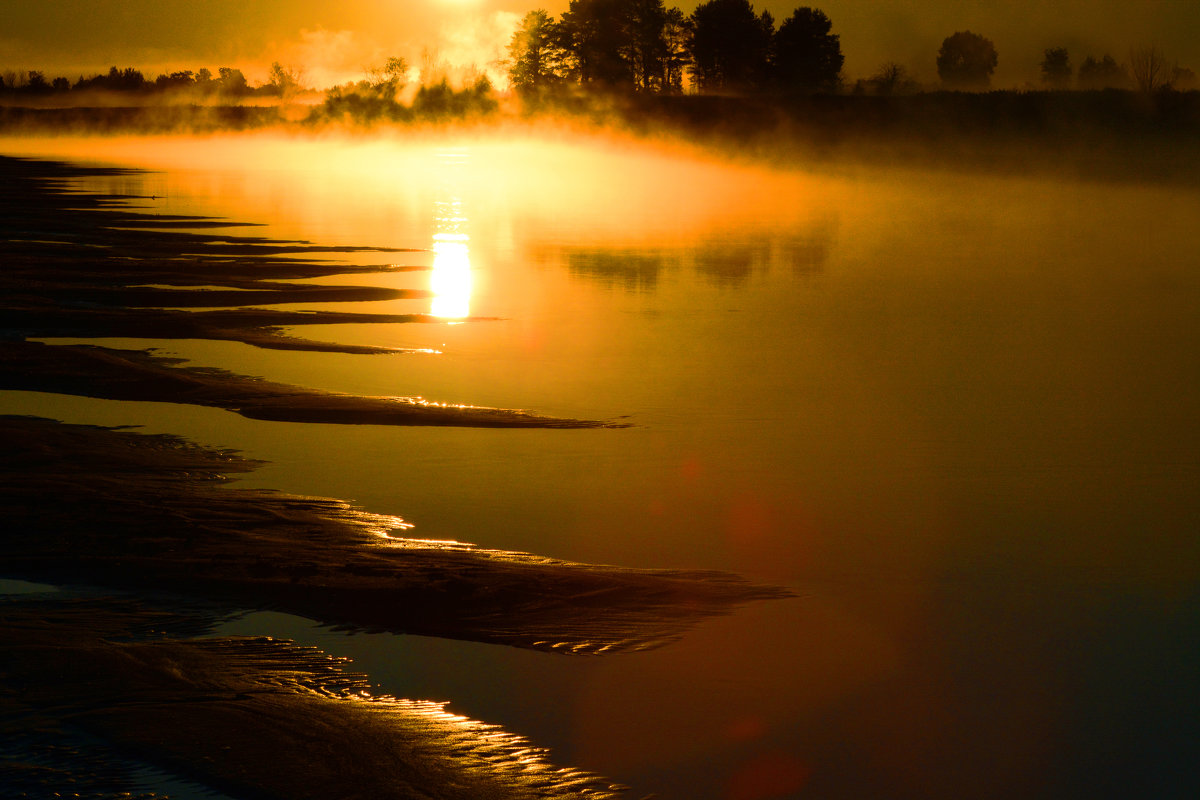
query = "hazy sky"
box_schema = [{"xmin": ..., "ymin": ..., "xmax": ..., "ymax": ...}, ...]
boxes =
[{"xmin": 2, "ymin": 1, "xmax": 1197, "ymax": 88}]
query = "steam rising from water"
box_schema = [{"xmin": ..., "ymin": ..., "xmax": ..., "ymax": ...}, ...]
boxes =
[{"xmin": 0, "ymin": 127, "xmax": 835, "ymax": 250}]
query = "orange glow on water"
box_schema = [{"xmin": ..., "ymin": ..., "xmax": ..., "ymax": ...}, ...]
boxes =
[
  {"xmin": 726, "ymin": 750, "xmax": 813, "ymax": 800},
  {"xmin": 7, "ymin": 118, "xmax": 1198, "ymax": 800}
]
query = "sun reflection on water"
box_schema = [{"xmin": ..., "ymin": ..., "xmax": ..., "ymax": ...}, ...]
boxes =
[
  {"xmin": 430, "ymin": 153, "xmax": 473, "ymax": 319},
  {"xmin": 431, "ymin": 234, "xmax": 472, "ymax": 319}
]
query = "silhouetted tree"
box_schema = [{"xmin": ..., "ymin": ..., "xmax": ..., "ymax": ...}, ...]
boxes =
[
  {"xmin": 413, "ymin": 75, "xmax": 498, "ymax": 118},
  {"xmin": 936, "ymin": 30, "xmax": 997, "ymax": 90},
  {"xmin": 660, "ymin": 7, "xmax": 691, "ymax": 93},
  {"xmin": 155, "ymin": 70, "xmax": 196, "ymax": 91},
  {"xmin": 772, "ymin": 7, "xmax": 843, "ymax": 93},
  {"xmin": 118, "ymin": 67, "xmax": 147, "ymax": 91},
  {"xmin": 1077, "ymin": 54, "xmax": 1127, "ymax": 89},
  {"xmin": 268, "ymin": 62, "xmax": 303, "ymax": 100},
  {"xmin": 688, "ymin": 0, "xmax": 774, "ymax": 92},
  {"xmin": 24, "ymin": 71, "xmax": 52, "ymax": 94},
  {"xmin": 510, "ymin": 2, "xmax": 688, "ymax": 95},
  {"xmin": 313, "ymin": 56, "xmax": 411, "ymax": 123},
  {"xmin": 1040, "ymin": 47, "xmax": 1071, "ymax": 88},
  {"xmin": 86, "ymin": 67, "xmax": 148, "ymax": 92},
  {"xmin": 316, "ymin": 83, "xmax": 404, "ymax": 123},
  {"xmin": 622, "ymin": 0, "xmax": 672, "ymax": 92},
  {"xmin": 1171, "ymin": 65, "xmax": 1197, "ymax": 90},
  {"xmin": 857, "ymin": 61, "xmax": 917, "ymax": 96},
  {"xmin": 51, "ymin": 76, "xmax": 70, "ymax": 92},
  {"xmin": 556, "ymin": 0, "xmax": 638, "ymax": 87},
  {"xmin": 507, "ymin": 9, "xmax": 564, "ymax": 92},
  {"xmin": 217, "ymin": 67, "xmax": 249, "ymax": 96},
  {"xmin": 1128, "ymin": 46, "xmax": 1174, "ymax": 92},
  {"xmin": 189, "ymin": 68, "xmax": 214, "ymax": 96},
  {"xmin": 366, "ymin": 56, "xmax": 409, "ymax": 97}
]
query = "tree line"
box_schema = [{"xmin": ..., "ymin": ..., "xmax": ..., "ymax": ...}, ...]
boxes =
[
  {"xmin": 0, "ymin": 63, "xmax": 303, "ymax": 100},
  {"xmin": 509, "ymin": 2, "xmax": 1196, "ymax": 97},
  {"xmin": 313, "ymin": 55, "xmax": 499, "ymax": 124},
  {"xmin": 3, "ymin": 0, "xmax": 1195, "ymax": 112},
  {"xmin": 506, "ymin": 0, "xmax": 843, "ymax": 95},
  {"xmin": 1039, "ymin": 46, "xmax": 1196, "ymax": 93}
]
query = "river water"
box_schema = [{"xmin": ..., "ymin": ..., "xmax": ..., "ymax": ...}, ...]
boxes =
[{"xmin": 3, "ymin": 131, "xmax": 1199, "ymax": 799}]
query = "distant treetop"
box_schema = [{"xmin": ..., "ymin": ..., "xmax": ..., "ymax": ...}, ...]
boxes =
[
  {"xmin": 688, "ymin": 0, "xmax": 774, "ymax": 92},
  {"xmin": 773, "ymin": 7, "xmax": 844, "ymax": 93},
  {"xmin": 1041, "ymin": 47, "xmax": 1071, "ymax": 89},
  {"xmin": 936, "ymin": 30, "xmax": 998, "ymax": 90}
]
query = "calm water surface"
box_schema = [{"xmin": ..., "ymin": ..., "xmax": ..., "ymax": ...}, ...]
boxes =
[{"xmin": 3, "ymin": 133, "xmax": 1199, "ymax": 799}]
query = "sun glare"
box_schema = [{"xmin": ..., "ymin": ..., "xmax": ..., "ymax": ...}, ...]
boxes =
[
  {"xmin": 430, "ymin": 235, "xmax": 472, "ymax": 319},
  {"xmin": 428, "ymin": 150, "xmax": 474, "ymax": 320}
]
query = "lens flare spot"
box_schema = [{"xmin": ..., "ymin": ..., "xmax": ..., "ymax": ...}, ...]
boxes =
[{"xmin": 727, "ymin": 750, "xmax": 813, "ymax": 800}]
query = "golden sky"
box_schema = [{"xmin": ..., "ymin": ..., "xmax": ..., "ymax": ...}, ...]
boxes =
[{"xmin": 2, "ymin": 0, "xmax": 1197, "ymax": 87}]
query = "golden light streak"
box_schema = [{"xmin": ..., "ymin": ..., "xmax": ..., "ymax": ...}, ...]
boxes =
[
  {"xmin": 429, "ymin": 152, "xmax": 473, "ymax": 319},
  {"xmin": 430, "ymin": 235, "xmax": 472, "ymax": 319}
]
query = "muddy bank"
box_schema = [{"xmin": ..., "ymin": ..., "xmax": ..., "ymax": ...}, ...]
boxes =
[
  {"xmin": 2, "ymin": 415, "xmax": 785, "ymax": 650},
  {"xmin": 1, "ymin": 594, "xmax": 623, "ymax": 800},
  {"xmin": 4, "ymin": 305, "xmax": 453, "ymax": 354},
  {"xmin": 0, "ymin": 415, "xmax": 789, "ymax": 796},
  {"xmin": 0, "ymin": 342, "xmax": 619, "ymax": 427}
]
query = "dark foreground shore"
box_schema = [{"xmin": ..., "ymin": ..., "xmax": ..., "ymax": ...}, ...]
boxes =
[{"xmin": 0, "ymin": 155, "xmax": 790, "ymax": 798}]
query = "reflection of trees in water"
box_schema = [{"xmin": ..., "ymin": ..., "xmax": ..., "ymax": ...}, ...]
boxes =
[
  {"xmin": 693, "ymin": 240, "xmax": 760, "ymax": 285},
  {"xmin": 695, "ymin": 221, "xmax": 836, "ymax": 285},
  {"xmin": 784, "ymin": 221, "xmax": 837, "ymax": 276},
  {"xmin": 566, "ymin": 249, "xmax": 671, "ymax": 291},
  {"xmin": 561, "ymin": 220, "xmax": 835, "ymax": 291}
]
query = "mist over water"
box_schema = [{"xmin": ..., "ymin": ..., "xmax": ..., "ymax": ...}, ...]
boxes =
[{"xmin": 3, "ymin": 129, "xmax": 1198, "ymax": 798}]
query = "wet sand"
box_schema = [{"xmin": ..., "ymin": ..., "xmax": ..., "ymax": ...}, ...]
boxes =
[
  {"xmin": 2, "ymin": 593, "xmax": 623, "ymax": 800},
  {"xmin": 0, "ymin": 341, "xmax": 625, "ymax": 426},
  {"xmin": 3, "ymin": 414, "xmax": 788, "ymax": 653}
]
